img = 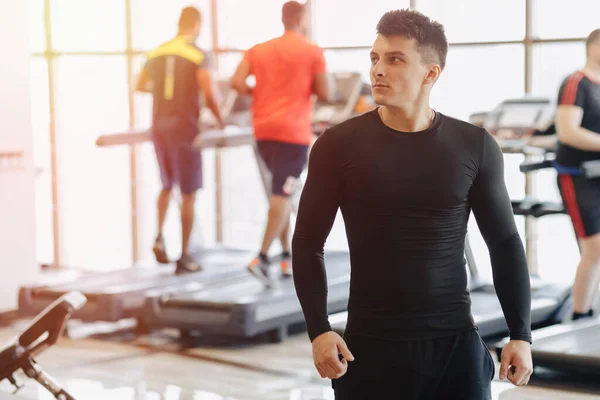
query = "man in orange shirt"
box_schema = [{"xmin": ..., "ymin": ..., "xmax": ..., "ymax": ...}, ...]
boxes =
[{"xmin": 231, "ymin": 1, "xmax": 329, "ymax": 286}]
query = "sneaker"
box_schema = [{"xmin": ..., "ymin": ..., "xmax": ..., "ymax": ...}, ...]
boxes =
[
  {"xmin": 247, "ymin": 255, "xmax": 276, "ymax": 288},
  {"xmin": 572, "ymin": 309, "xmax": 594, "ymax": 321},
  {"xmin": 175, "ymin": 254, "xmax": 202, "ymax": 274},
  {"xmin": 280, "ymin": 252, "xmax": 292, "ymax": 278},
  {"xmin": 153, "ymin": 235, "xmax": 170, "ymax": 264}
]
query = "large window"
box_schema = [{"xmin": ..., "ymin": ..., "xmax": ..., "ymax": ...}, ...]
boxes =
[
  {"xmin": 29, "ymin": 1, "xmax": 599, "ymax": 270},
  {"xmin": 323, "ymin": 49, "xmax": 370, "ymax": 83},
  {"xmin": 531, "ymin": 42, "xmax": 587, "ymax": 99},
  {"xmin": 417, "ymin": 0, "xmax": 525, "ymax": 43},
  {"xmin": 50, "ymin": 0, "xmax": 126, "ymax": 52},
  {"xmin": 54, "ymin": 56, "xmax": 131, "ymax": 269},
  {"xmin": 217, "ymin": 0, "xmax": 288, "ymax": 49},
  {"xmin": 30, "ymin": 58, "xmax": 52, "ymax": 265},
  {"xmin": 27, "ymin": 0, "xmax": 45, "ymax": 53},
  {"xmin": 431, "ymin": 45, "xmax": 525, "ymax": 122},
  {"xmin": 314, "ymin": 0, "xmax": 410, "ymax": 47},
  {"xmin": 216, "ymin": 52, "xmax": 244, "ymax": 79},
  {"xmin": 532, "ymin": 0, "xmax": 600, "ymax": 39},
  {"xmin": 131, "ymin": 0, "xmax": 212, "ymax": 51}
]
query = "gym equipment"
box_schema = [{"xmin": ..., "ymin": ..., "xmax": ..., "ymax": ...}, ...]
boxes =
[
  {"xmin": 18, "ymin": 248, "xmax": 252, "ymax": 323},
  {"xmin": 1, "ymin": 291, "xmax": 86, "ymax": 399},
  {"xmin": 19, "ymin": 79, "xmax": 255, "ymax": 324},
  {"xmin": 20, "ymin": 73, "xmax": 363, "ymax": 341},
  {"xmin": 144, "ymin": 250, "xmax": 350, "ymax": 343},
  {"xmin": 331, "ymin": 97, "xmax": 571, "ymax": 340},
  {"xmin": 495, "ymin": 158, "xmax": 600, "ymax": 375},
  {"xmin": 139, "ymin": 73, "xmax": 363, "ymax": 342}
]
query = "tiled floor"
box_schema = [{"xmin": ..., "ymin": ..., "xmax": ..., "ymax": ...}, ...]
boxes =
[{"xmin": 1, "ymin": 323, "xmax": 599, "ymax": 400}]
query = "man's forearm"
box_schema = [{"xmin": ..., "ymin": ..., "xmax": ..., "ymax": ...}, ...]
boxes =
[
  {"xmin": 559, "ymin": 126, "xmax": 600, "ymax": 152},
  {"xmin": 292, "ymin": 238, "xmax": 331, "ymax": 341},
  {"xmin": 206, "ymin": 97, "xmax": 224, "ymax": 127},
  {"xmin": 231, "ymin": 80, "xmax": 253, "ymax": 96},
  {"xmin": 490, "ymin": 233, "xmax": 532, "ymax": 343}
]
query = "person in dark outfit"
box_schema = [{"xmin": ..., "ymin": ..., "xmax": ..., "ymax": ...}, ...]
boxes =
[
  {"xmin": 136, "ymin": 6, "xmax": 224, "ymax": 274},
  {"xmin": 292, "ymin": 9, "xmax": 533, "ymax": 399},
  {"xmin": 553, "ymin": 29, "xmax": 600, "ymax": 322}
]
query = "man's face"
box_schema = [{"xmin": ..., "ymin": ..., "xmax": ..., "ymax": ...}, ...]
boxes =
[{"xmin": 369, "ymin": 34, "xmax": 438, "ymax": 107}]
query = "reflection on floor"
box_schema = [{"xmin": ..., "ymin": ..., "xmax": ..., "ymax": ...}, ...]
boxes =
[{"xmin": 0, "ymin": 324, "xmax": 599, "ymax": 400}]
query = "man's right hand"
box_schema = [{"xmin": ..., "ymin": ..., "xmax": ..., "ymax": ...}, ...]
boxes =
[{"xmin": 312, "ymin": 331, "xmax": 354, "ymax": 379}]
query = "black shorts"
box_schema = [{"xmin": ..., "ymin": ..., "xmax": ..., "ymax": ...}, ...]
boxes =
[
  {"xmin": 152, "ymin": 133, "xmax": 202, "ymax": 195},
  {"xmin": 256, "ymin": 140, "xmax": 309, "ymax": 197},
  {"xmin": 557, "ymin": 174, "xmax": 600, "ymax": 238},
  {"xmin": 332, "ymin": 329, "xmax": 494, "ymax": 400}
]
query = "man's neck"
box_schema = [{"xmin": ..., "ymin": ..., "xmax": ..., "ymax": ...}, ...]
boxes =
[
  {"xmin": 583, "ymin": 61, "xmax": 600, "ymax": 82},
  {"xmin": 379, "ymin": 103, "xmax": 435, "ymax": 132},
  {"xmin": 284, "ymin": 27, "xmax": 302, "ymax": 36}
]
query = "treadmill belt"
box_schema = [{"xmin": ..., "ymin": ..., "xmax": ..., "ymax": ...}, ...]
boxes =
[
  {"xmin": 535, "ymin": 325, "xmax": 600, "ymax": 354},
  {"xmin": 164, "ymin": 251, "xmax": 350, "ymax": 308},
  {"xmin": 143, "ymin": 251, "xmax": 351, "ymax": 339},
  {"xmin": 18, "ymin": 247, "xmax": 252, "ymax": 321}
]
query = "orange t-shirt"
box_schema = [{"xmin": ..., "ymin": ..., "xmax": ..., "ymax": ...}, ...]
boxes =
[{"xmin": 244, "ymin": 32, "xmax": 326, "ymax": 145}]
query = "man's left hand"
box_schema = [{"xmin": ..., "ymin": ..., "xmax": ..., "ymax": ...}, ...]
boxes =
[{"xmin": 499, "ymin": 340, "xmax": 533, "ymax": 386}]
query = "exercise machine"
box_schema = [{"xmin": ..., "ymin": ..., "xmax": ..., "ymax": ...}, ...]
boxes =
[
  {"xmin": 140, "ymin": 73, "xmax": 363, "ymax": 343},
  {"xmin": 18, "ymin": 79, "xmax": 256, "ymax": 325},
  {"xmin": 1, "ymin": 291, "xmax": 86, "ymax": 399},
  {"xmin": 331, "ymin": 97, "xmax": 571, "ymax": 339},
  {"xmin": 495, "ymin": 158, "xmax": 600, "ymax": 375},
  {"xmin": 19, "ymin": 73, "xmax": 363, "ymax": 341}
]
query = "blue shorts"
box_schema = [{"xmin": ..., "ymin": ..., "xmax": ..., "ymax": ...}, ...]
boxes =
[
  {"xmin": 557, "ymin": 174, "xmax": 600, "ymax": 238},
  {"xmin": 256, "ymin": 140, "xmax": 309, "ymax": 197},
  {"xmin": 152, "ymin": 132, "xmax": 202, "ymax": 195}
]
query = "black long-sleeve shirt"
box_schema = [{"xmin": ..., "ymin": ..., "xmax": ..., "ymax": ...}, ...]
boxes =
[{"xmin": 292, "ymin": 108, "xmax": 532, "ymax": 343}]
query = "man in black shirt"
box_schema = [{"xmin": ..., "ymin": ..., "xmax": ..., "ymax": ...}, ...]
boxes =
[
  {"xmin": 136, "ymin": 7, "xmax": 223, "ymax": 274},
  {"xmin": 554, "ymin": 29, "xmax": 600, "ymax": 321},
  {"xmin": 292, "ymin": 9, "xmax": 533, "ymax": 399}
]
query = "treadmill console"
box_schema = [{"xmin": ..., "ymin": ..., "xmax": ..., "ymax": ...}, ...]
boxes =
[
  {"xmin": 313, "ymin": 72, "xmax": 363, "ymax": 134},
  {"xmin": 470, "ymin": 97, "xmax": 556, "ymax": 152}
]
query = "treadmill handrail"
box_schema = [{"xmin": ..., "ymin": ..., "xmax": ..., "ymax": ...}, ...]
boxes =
[{"xmin": 581, "ymin": 159, "xmax": 600, "ymax": 178}]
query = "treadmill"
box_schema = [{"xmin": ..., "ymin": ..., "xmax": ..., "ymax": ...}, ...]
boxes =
[
  {"xmin": 18, "ymin": 80, "xmax": 256, "ymax": 324},
  {"xmin": 19, "ymin": 73, "xmax": 363, "ymax": 336},
  {"xmin": 495, "ymin": 158, "xmax": 600, "ymax": 375},
  {"xmin": 140, "ymin": 72, "xmax": 364, "ymax": 343},
  {"xmin": 331, "ymin": 97, "xmax": 571, "ymax": 339}
]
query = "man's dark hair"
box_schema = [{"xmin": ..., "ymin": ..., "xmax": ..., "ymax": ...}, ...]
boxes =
[
  {"xmin": 178, "ymin": 6, "xmax": 201, "ymax": 31},
  {"xmin": 377, "ymin": 9, "xmax": 448, "ymax": 70},
  {"xmin": 586, "ymin": 29, "xmax": 600, "ymax": 51},
  {"xmin": 282, "ymin": 1, "xmax": 305, "ymax": 29}
]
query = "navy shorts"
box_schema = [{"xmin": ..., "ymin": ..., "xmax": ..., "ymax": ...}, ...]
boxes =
[
  {"xmin": 557, "ymin": 174, "xmax": 600, "ymax": 238},
  {"xmin": 256, "ymin": 140, "xmax": 309, "ymax": 197},
  {"xmin": 152, "ymin": 133, "xmax": 202, "ymax": 195}
]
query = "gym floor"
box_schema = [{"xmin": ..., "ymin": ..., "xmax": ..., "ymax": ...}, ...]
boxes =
[{"xmin": 1, "ymin": 323, "xmax": 599, "ymax": 399}]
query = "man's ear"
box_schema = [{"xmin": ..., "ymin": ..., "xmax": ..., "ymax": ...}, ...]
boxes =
[{"xmin": 424, "ymin": 64, "xmax": 441, "ymax": 85}]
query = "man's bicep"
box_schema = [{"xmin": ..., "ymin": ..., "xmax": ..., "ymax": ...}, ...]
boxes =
[
  {"xmin": 294, "ymin": 135, "xmax": 341, "ymax": 243},
  {"xmin": 470, "ymin": 134, "xmax": 518, "ymax": 245},
  {"xmin": 555, "ymin": 105, "xmax": 584, "ymax": 138}
]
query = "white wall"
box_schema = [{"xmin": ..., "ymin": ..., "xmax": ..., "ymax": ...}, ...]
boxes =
[{"xmin": 0, "ymin": 1, "xmax": 38, "ymax": 311}]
